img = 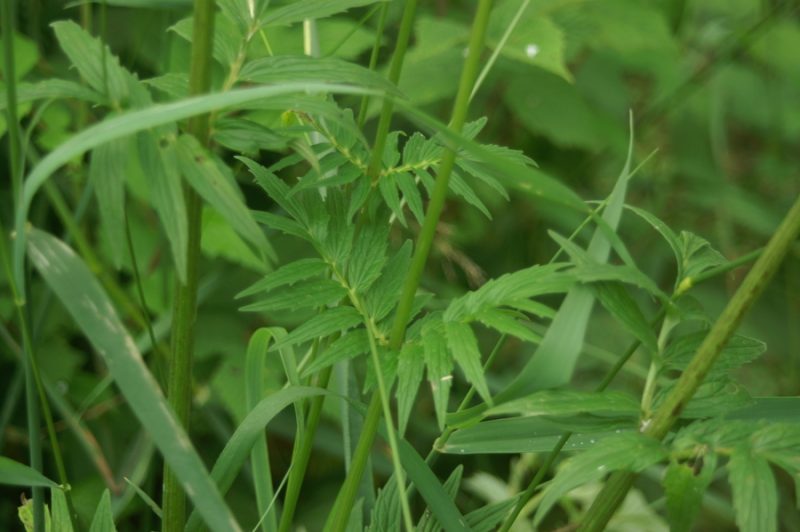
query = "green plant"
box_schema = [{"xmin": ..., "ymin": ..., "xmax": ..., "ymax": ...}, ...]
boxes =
[{"xmin": 2, "ymin": 1, "xmax": 799, "ymax": 532}]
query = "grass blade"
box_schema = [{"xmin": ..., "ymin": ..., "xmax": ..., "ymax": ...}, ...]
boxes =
[{"xmin": 26, "ymin": 228, "xmax": 241, "ymax": 532}]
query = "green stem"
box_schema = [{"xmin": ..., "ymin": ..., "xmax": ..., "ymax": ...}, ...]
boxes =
[
  {"xmin": 3, "ymin": 4, "xmax": 46, "ymax": 530},
  {"xmin": 357, "ymin": 3, "xmax": 390, "ymax": 127},
  {"xmin": 326, "ymin": 3, "xmax": 494, "ymax": 530},
  {"xmin": 364, "ymin": 0, "xmax": 421, "ymax": 184},
  {"xmin": 161, "ymin": 1, "xmax": 215, "ymax": 531},
  {"xmin": 578, "ymin": 193, "xmax": 800, "ymax": 532},
  {"xmin": 278, "ymin": 366, "xmax": 333, "ymax": 532}
]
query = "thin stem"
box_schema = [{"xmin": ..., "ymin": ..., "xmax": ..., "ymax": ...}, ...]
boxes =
[
  {"xmin": 326, "ymin": 3, "xmax": 495, "ymax": 530},
  {"xmin": 161, "ymin": 1, "xmax": 215, "ymax": 530},
  {"xmin": 357, "ymin": 3, "xmax": 390, "ymax": 127},
  {"xmin": 2, "ymin": 0, "xmax": 23, "ymax": 201},
  {"xmin": 364, "ymin": 0, "xmax": 422, "ymax": 184},
  {"xmin": 277, "ymin": 366, "xmax": 332, "ymax": 532},
  {"xmin": 578, "ymin": 194, "xmax": 800, "ymax": 532}
]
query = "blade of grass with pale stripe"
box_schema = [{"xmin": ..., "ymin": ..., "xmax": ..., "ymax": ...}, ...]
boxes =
[{"xmin": 26, "ymin": 227, "xmax": 241, "ymax": 532}]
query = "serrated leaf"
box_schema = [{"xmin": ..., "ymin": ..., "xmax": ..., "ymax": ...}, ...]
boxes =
[
  {"xmin": 465, "ymin": 496, "xmax": 522, "ymax": 532},
  {"xmin": 251, "ymin": 210, "xmax": 308, "ymax": 239},
  {"xmin": 268, "ymin": 306, "xmax": 363, "ymax": 352},
  {"xmin": 445, "ymin": 321, "xmax": 492, "ymax": 405},
  {"xmin": 0, "ymin": 79, "xmax": 103, "ymax": 112},
  {"xmin": 347, "ymin": 222, "xmax": 388, "ymax": 293},
  {"xmin": 449, "ymin": 171, "xmax": 491, "ymax": 219},
  {"xmin": 88, "ymin": 490, "xmax": 116, "ymax": 532},
  {"xmin": 416, "ymin": 466, "xmax": 463, "ymax": 532},
  {"xmin": 379, "ymin": 174, "xmax": 406, "ymax": 227},
  {"xmin": 488, "ymin": 390, "xmax": 640, "ymax": 418},
  {"xmin": 241, "ymin": 278, "xmax": 347, "ymax": 313},
  {"xmin": 237, "ymin": 258, "xmax": 328, "ymax": 298},
  {"xmin": 137, "ymin": 130, "xmax": 188, "ymax": 282},
  {"xmin": 474, "ymin": 308, "xmax": 542, "ymax": 344},
  {"xmin": 593, "ymin": 281, "xmax": 658, "ymax": 354},
  {"xmin": 51, "ymin": 21, "xmax": 130, "ymax": 106},
  {"xmin": 170, "ymin": 15, "xmax": 243, "ymax": 67},
  {"xmin": 301, "ymin": 329, "xmax": 370, "ymax": 378},
  {"xmin": 395, "ymin": 172, "xmax": 425, "ymax": 224},
  {"xmin": 366, "ymin": 240, "xmax": 412, "ymax": 321},
  {"xmin": 397, "ymin": 343, "xmax": 425, "ymax": 437},
  {"xmin": 260, "ymin": 0, "xmax": 387, "ymax": 28},
  {"xmin": 662, "ymin": 332, "xmax": 766, "ymax": 379},
  {"xmin": 535, "ymin": 432, "xmax": 667, "ymax": 525},
  {"xmin": 26, "ymin": 229, "xmax": 240, "ymax": 532},
  {"xmin": 678, "ymin": 231, "xmax": 727, "ymax": 282},
  {"xmin": 239, "ymin": 156, "xmax": 308, "ymax": 226},
  {"xmin": 240, "ymin": 55, "xmax": 399, "ymax": 94},
  {"xmin": 422, "ymin": 320, "xmax": 453, "ymax": 431},
  {"xmin": 200, "ymin": 207, "xmax": 267, "ymax": 272},
  {"xmin": 176, "ymin": 134, "xmax": 273, "ymax": 263},
  {"xmin": 728, "ymin": 447, "xmax": 778, "ymax": 532}
]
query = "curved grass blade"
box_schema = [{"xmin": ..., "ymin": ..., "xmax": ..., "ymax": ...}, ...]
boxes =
[
  {"xmin": 185, "ymin": 386, "xmax": 327, "ymax": 532},
  {"xmin": 26, "ymin": 228, "xmax": 241, "ymax": 532}
]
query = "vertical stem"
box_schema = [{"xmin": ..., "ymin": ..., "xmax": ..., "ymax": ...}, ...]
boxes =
[
  {"xmin": 357, "ymin": 3, "xmax": 390, "ymax": 128},
  {"xmin": 577, "ymin": 193, "xmax": 800, "ymax": 532},
  {"xmin": 161, "ymin": 1, "xmax": 215, "ymax": 531},
  {"xmin": 2, "ymin": 3, "xmax": 43, "ymax": 530},
  {"xmin": 325, "ymin": 2, "xmax": 495, "ymax": 531},
  {"xmin": 364, "ymin": 0, "xmax": 421, "ymax": 184}
]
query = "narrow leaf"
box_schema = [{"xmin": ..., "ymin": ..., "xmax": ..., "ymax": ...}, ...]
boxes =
[
  {"xmin": 0, "ymin": 456, "xmax": 58, "ymax": 488},
  {"xmin": 268, "ymin": 307, "xmax": 363, "ymax": 352},
  {"xmin": 237, "ymin": 258, "xmax": 328, "ymax": 298},
  {"xmin": 89, "ymin": 138, "xmax": 128, "ymax": 267},
  {"xmin": 445, "ymin": 321, "xmax": 492, "ymax": 405},
  {"xmin": 88, "ymin": 490, "xmax": 116, "ymax": 532}
]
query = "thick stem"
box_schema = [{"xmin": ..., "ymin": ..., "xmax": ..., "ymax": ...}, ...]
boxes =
[
  {"xmin": 578, "ymin": 193, "xmax": 800, "ymax": 532},
  {"xmin": 326, "ymin": 2, "xmax": 495, "ymax": 530},
  {"xmin": 161, "ymin": 1, "xmax": 215, "ymax": 531}
]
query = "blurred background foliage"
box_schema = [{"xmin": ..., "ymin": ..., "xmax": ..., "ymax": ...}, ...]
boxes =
[{"xmin": 1, "ymin": 0, "xmax": 799, "ymax": 530}]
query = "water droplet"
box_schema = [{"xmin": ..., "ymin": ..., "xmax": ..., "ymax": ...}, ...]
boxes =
[{"xmin": 525, "ymin": 44, "xmax": 540, "ymax": 59}]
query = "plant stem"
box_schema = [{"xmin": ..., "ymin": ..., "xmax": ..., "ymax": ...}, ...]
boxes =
[
  {"xmin": 161, "ymin": 1, "xmax": 215, "ymax": 531},
  {"xmin": 357, "ymin": 3, "xmax": 390, "ymax": 127},
  {"xmin": 278, "ymin": 366, "xmax": 332, "ymax": 532},
  {"xmin": 364, "ymin": 0, "xmax": 421, "ymax": 184},
  {"xmin": 325, "ymin": 2, "xmax": 495, "ymax": 530},
  {"xmin": 578, "ymin": 193, "xmax": 800, "ymax": 532}
]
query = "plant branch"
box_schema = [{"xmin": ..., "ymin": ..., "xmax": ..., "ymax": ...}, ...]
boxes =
[{"xmin": 577, "ymin": 193, "xmax": 800, "ymax": 532}]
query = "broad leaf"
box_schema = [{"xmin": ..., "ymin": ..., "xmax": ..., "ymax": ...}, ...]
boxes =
[{"xmin": 728, "ymin": 447, "xmax": 777, "ymax": 532}]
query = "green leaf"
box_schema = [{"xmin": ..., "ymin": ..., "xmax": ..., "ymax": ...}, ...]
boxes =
[
  {"xmin": 185, "ymin": 386, "xmax": 327, "ymax": 532},
  {"xmin": 535, "ymin": 432, "xmax": 667, "ymax": 525},
  {"xmin": 728, "ymin": 447, "xmax": 778, "ymax": 532},
  {"xmin": 0, "ymin": 79, "xmax": 103, "ymax": 112},
  {"xmin": 239, "ymin": 156, "xmax": 308, "ymax": 226},
  {"xmin": 176, "ymin": 134, "xmax": 274, "ymax": 263},
  {"xmin": 487, "ymin": 2, "xmax": 570, "ymax": 81},
  {"xmin": 678, "ymin": 231, "xmax": 727, "ymax": 282},
  {"xmin": 88, "ymin": 490, "xmax": 116, "ymax": 532},
  {"xmin": 396, "ymin": 439, "xmax": 470, "ymax": 532},
  {"xmin": 51, "ymin": 487, "xmax": 74, "ymax": 532},
  {"xmin": 442, "ymin": 416, "xmax": 636, "ymax": 454},
  {"xmin": 170, "ymin": 15, "xmax": 244, "ymax": 67},
  {"xmin": 240, "ymin": 55, "xmax": 399, "ymax": 94},
  {"xmin": 474, "ymin": 308, "xmax": 542, "ymax": 344},
  {"xmin": 662, "ymin": 333, "xmax": 766, "ymax": 379},
  {"xmin": 445, "ymin": 321, "xmax": 492, "ymax": 405},
  {"xmin": 0, "ymin": 456, "xmax": 58, "ymax": 488},
  {"xmin": 26, "ymin": 228, "xmax": 241, "ymax": 532},
  {"xmin": 487, "ymin": 390, "xmax": 640, "ymax": 418},
  {"xmin": 397, "ymin": 343, "xmax": 425, "ymax": 437},
  {"xmin": 301, "ymin": 329, "xmax": 370, "ymax": 378},
  {"xmin": 449, "ymin": 171, "xmax": 491, "ymax": 219},
  {"xmin": 269, "ymin": 306, "xmax": 363, "ymax": 352},
  {"xmin": 499, "ymin": 126, "xmax": 636, "ymax": 399},
  {"xmin": 347, "ymin": 222, "xmax": 388, "ymax": 293},
  {"xmin": 366, "ymin": 241, "xmax": 412, "ymax": 321},
  {"xmin": 464, "ymin": 496, "xmax": 522, "ymax": 532},
  {"xmin": 664, "ymin": 455, "xmax": 717, "ymax": 532},
  {"xmin": 422, "ymin": 320, "xmax": 453, "ymax": 431},
  {"xmin": 237, "ymin": 258, "xmax": 328, "ymax": 298},
  {"xmin": 259, "ymin": 0, "xmax": 387, "ymax": 28},
  {"xmin": 251, "ymin": 210, "xmax": 308, "ymax": 240},
  {"xmin": 51, "ymin": 20, "xmax": 131, "ymax": 106},
  {"xmin": 89, "ymin": 138, "xmax": 128, "ymax": 268},
  {"xmin": 136, "ymin": 130, "xmax": 188, "ymax": 282},
  {"xmin": 417, "ymin": 466, "xmax": 463, "ymax": 531},
  {"xmin": 241, "ymin": 278, "xmax": 347, "ymax": 313},
  {"xmin": 201, "ymin": 208, "xmax": 268, "ymax": 272},
  {"xmin": 592, "ymin": 281, "xmax": 658, "ymax": 354}
]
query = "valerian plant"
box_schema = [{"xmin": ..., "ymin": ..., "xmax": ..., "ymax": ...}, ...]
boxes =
[{"xmin": 2, "ymin": 1, "xmax": 799, "ymax": 532}]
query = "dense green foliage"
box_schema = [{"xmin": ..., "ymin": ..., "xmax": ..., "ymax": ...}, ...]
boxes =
[{"xmin": 2, "ymin": 1, "xmax": 799, "ymax": 531}]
